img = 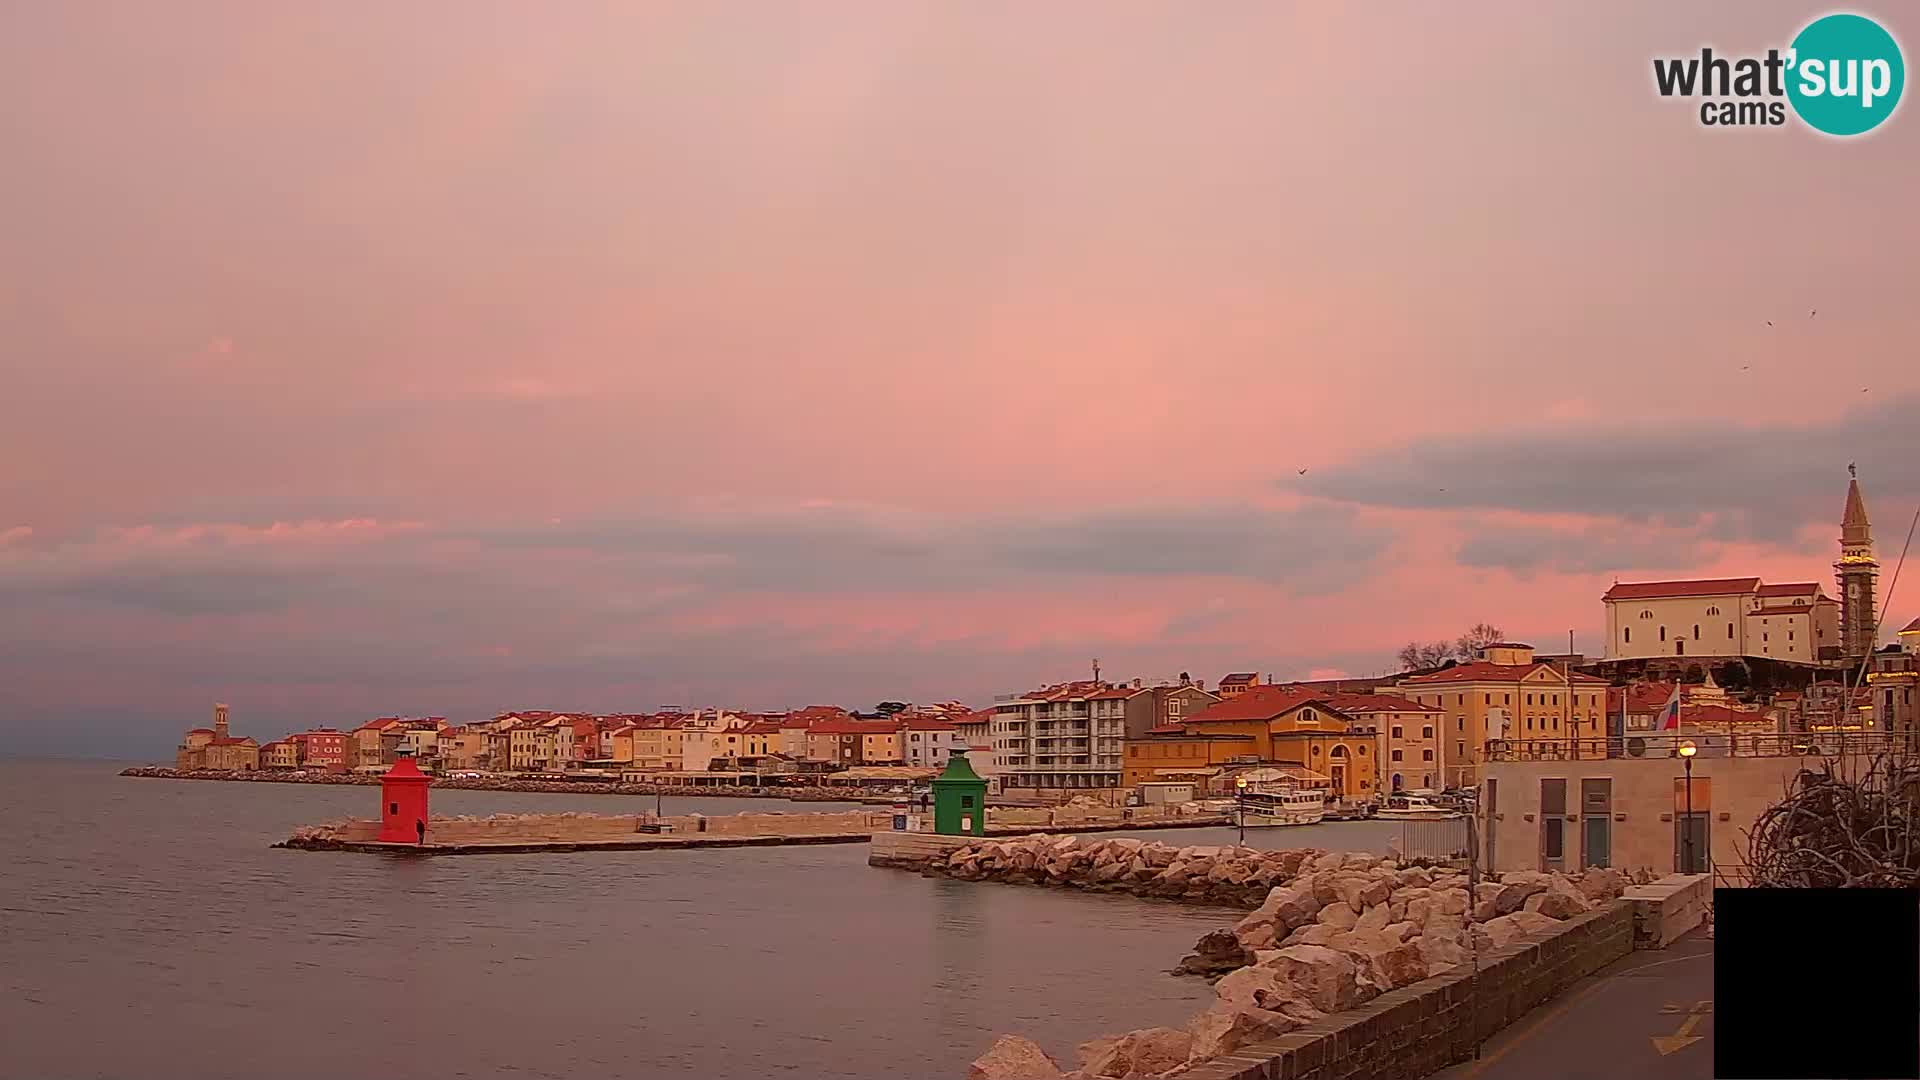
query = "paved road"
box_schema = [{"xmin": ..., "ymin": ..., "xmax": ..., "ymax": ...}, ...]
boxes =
[{"xmin": 1431, "ymin": 930, "xmax": 1715, "ymax": 1080}]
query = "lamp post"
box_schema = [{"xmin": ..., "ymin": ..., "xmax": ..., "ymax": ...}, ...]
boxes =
[
  {"xmin": 1678, "ymin": 740, "xmax": 1698, "ymax": 873},
  {"xmin": 1235, "ymin": 775, "xmax": 1248, "ymax": 845}
]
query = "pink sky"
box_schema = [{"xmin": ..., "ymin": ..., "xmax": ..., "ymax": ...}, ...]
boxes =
[{"xmin": 2, "ymin": 3, "xmax": 1916, "ymax": 754}]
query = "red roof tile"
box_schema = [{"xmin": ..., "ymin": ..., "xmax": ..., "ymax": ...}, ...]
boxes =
[
  {"xmin": 1603, "ymin": 577, "xmax": 1761, "ymax": 601},
  {"xmin": 808, "ymin": 719, "xmax": 902, "ymax": 736},
  {"xmin": 1322, "ymin": 692, "xmax": 1441, "ymax": 714},
  {"xmin": 1179, "ymin": 685, "xmax": 1337, "ymax": 723},
  {"xmin": 1756, "ymin": 582, "xmax": 1823, "ymax": 597},
  {"xmin": 900, "ymin": 717, "xmax": 959, "ymax": 731},
  {"xmin": 1402, "ymin": 661, "xmax": 1607, "ymax": 686}
]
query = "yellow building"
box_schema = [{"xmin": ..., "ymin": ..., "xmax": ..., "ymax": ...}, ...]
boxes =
[
  {"xmin": 1395, "ymin": 643, "xmax": 1609, "ymax": 789},
  {"xmin": 1323, "ymin": 692, "xmax": 1446, "ymax": 794},
  {"xmin": 859, "ymin": 728, "xmax": 902, "ymax": 765},
  {"xmin": 260, "ymin": 740, "xmax": 299, "ymax": 769},
  {"xmin": 1123, "ymin": 686, "xmax": 1377, "ymax": 799},
  {"xmin": 629, "ymin": 722, "xmax": 686, "ymax": 771}
]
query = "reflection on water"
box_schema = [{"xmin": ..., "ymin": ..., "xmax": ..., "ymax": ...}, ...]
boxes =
[{"xmin": 1, "ymin": 762, "xmax": 1224, "ymax": 1080}]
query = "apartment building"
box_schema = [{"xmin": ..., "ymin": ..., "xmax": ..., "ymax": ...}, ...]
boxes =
[{"xmin": 990, "ymin": 681, "xmax": 1127, "ymax": 790}]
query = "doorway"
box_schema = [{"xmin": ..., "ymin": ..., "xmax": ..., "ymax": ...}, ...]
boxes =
[{"xmin": 1674, "ymin": 813, "xmax": 1709, "ymax": 873}]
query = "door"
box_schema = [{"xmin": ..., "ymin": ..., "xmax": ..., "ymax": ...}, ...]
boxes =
[
  {"xmin": 1543, "ymin": 818, "xmax": 1566, "ymax": 873},
  {"xmin": 1580, "ymin": 778, "xmax": 1612, "ymax": 868},
  {"xmin": 1540, "ymin": 778, "xmax": 1567, "ymax": 872},
  {"xmin": 1583, "ymin": 816, "xmax": 1611, "ymax": 869},
  {"xmin": 1674, "ymin": 814, "xmax": 1709, "ymax": 873}
]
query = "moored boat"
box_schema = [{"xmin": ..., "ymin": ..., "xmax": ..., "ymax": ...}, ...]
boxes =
[
  {"xmin": 1233, "ymin": 787, "xmax": 1327, "ymax": 827},
  {"xmin": 1375, "ymin": 793, "xmax": 1462, "ymax": 820}
]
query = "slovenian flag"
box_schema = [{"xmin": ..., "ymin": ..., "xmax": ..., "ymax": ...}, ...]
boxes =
[{"xmin": 1659, "ymin": 684, "xmax": 1683, "ymax": 731}]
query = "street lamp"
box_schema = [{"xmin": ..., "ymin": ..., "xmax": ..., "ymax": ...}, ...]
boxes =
[
  {"xmin": 1235, "ymin": 775, "xmax": 1249, "ymax": 845},
  {"xmin": 1678, "ymin": 740, "xmax": 1698, "ymax": 874}
]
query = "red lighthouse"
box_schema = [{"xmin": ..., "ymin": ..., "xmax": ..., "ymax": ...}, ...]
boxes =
[{"xmin": 377, "ymin": 753, "xmax": 432, "ymax": 844}]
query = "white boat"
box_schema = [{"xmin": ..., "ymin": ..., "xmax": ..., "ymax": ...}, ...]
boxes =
[
  {"xmin": 1234, "ymin": 787, "xmax": 1327, "ymax": 827},
  {"xmin": 1375, "ymin": 793, "xmax": 1463, "ymax": 820}
]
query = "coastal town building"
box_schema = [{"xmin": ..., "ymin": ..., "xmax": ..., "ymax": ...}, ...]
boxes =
[
  {"xmin": 175, "ymin": 704, "xmax": 260, "ymax": 771},
  {"xmin": 1322, "ymin": 692, "xmax": 1444, "ymax": 793},
  {"xmin": 899, "ymin": 716, "xmax": 967, "ymax": 768},
  {"xmin": 1122, "ymin": 686, "xmax": 1378, "ymax": 800},
  {"xmin": 1602, "ymin": 577, "xmax": 1839, "ymax": 664},
  {"xmin": 990, "ymin": 681, "xmax": 1127, "ymax": 791},
  {"xmin": 1395, "ymin": 643, "xmax": 1608, "ymax": 789},
  {"xmin": 291, "ymin": 729, "xmax": 348, "ymax": 772},
  {"xmin": 259, "ymin": 740, "xmax": 299, "ymax": 769},
  {"xmin": 1095, "ymin": 677, "xmax": 1221, "ymax": 739},
  {"xmin": 1868, "ymin": 644, "xmax": 1919, "ymax": 733},
  {"xmin": 1215, "ymin": 673, "xmax": 1260, "ymax": 698}
]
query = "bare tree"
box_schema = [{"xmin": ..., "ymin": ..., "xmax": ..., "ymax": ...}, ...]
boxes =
[
  {"xmin": 1454, "ymin": 622, "xmax": 1506, "ymax": 659},
  {"xmin": 1397, "ymin": 640, "xmax": 1456, "ymax": 671}
]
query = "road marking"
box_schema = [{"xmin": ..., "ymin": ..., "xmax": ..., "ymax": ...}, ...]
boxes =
[{"xmin": 1652, "ymin": 1000, "xmax": 1711, "ymax": 1055}]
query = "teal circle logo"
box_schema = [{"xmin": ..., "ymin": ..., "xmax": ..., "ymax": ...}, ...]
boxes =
[{"xmin": 1787, "ymin": 14, "xmax": 1905, "ymax": 136}]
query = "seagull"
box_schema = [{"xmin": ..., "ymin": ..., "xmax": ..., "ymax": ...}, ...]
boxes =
[
  {"xmin": 1765, "ymin": 320, "xmax": 1773, "ymax": 327},
  {"xmin": 1297, "ymin": 468, "xmax": 1309, "ymax": 476},
  {"xmin": 1810, "ymin": 310, "xmax": 1817, "ymax": 318},
  {"xmin": 1740, "ymin": 363, "xmax": 1750, "ymax": 370},
  {"xmin": 1862, "ymin": 387, "xmax": 1870, "ymax": 393}
]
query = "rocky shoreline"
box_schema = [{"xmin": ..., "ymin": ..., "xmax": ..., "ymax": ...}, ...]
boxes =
[
  {"xmin": 117, "ymin": 766, "xmax": 881, "ymax": 803},
  {"xmin": 945, "ymin": 835, "xmax": 1635, "ymax": 1079}
]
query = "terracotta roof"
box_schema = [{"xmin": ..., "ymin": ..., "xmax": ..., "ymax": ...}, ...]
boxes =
[
  {"xmin": 1481, "ymin": 642, "xmax": 1533, "ymax": 650},
  {"xmin": 1004, "ymin": 680, "xmax": 1113, "ymax": 703},
  {"xmin": 209, "ymin": 736, "xmax": 256, "ymax": 746},
  {"xmin": 1608, "ymin": 681, "xmax": 1677, "ymax": 714},
  {"xmin": 1757, "ymin": 582, "xmax": 1823, "ymax": 597},
  {"xmin": 900, "ymin": 717, "xmax": 959, "ymax": 731},
  {"xmin": 1087, "ymin": 687, "xmax": 1143, "ymax": 700},
  {"xmin": 1402, "ymin": 661, "xmax": 1607, "ymax": 686},
  {"xmin": 185, "ymin": 728, "xmax": 215, "ymax": 735},
  {"xmin": 742, "ymin": 721, "xmax": 783, "ymax": 734},
  {"xmin": 808, "ymin": 719, "xmax": 902, "ymax": 736},
  {"xmin": 1179, "ymin": 685, "xmax": 1341, "ymax": 723},
  {"xmin": 1603, "ymin": 577, "xmax": 1761, "ymax": 601},
  {"xmin": 1323, "ymin": 692, "xmax": 1441, "ymax": 714}
]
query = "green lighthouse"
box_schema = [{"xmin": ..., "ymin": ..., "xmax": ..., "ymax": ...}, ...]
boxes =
[{"xmin": 931, "ymin": 750, "xmax": 988, "ymax": 835}]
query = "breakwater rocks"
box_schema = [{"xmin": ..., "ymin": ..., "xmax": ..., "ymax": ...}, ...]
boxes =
[
  {"xmin": 960, "ymin": 837, "xmax": 1634, "ymax": 1080},
  {"xmin": 118, "ymin": 766, "xmax": 870, "ymax": 802}
]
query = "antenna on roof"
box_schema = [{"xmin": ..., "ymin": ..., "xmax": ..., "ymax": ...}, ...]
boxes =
[{"xmin": 1092, "ymin": 658, "xmax": 1101, "ymax": 683}]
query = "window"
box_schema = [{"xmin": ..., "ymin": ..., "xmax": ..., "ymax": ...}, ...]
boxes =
[
  {"xmin": 1456, "ymin": 717, "xmax": 1463, "ymax": 731},
  {"xmin": 1693, "ymin": 624, "xmax": 1700, "ymax": 640},
  {"xmin": 1391, "ymin": 749, "xmax": 1403, "ymax": 761},
  {"xmin": 1706, "ymin": 606, "xmax": 1720, "ymax": 616},
  {"xmin": 1640, "ymin": 610, "xmax": 1653, "ymax": 619},
  {"xmin": 1456, "ymin": 740, "xmax": 1465, "ymax": 759},
  {"xmin": 1526, "ymin": 717, "xmax": 1534, "ymax": 730},
  {"xmin": 1659, "ymin": 626, "xmax": 1667, "ymax": 641},
  {"xmin": 1789, "ymin": 630, "xmax": 1795, "ymax": 641},
  {"xmin": 1391, "ymin": 725, "xmax": 1403, "ymax": 738},
  {"xmin": 1527, "ymin": 694, "xmax": 1534, "ymax": 706},
  {"xmin": 1423, "ymin": 749, "xmax": 1434, "ymax": 761},
  {"xmin": 1422, "ymin": 725, "xmax": 1434, "ymax": 739},
  {"xmin": 1485, "ymin": 694, "xmax": 1492, "ymax": 705},
  {"xmin": 1763, "ymin": 632, "xmax": 1769, "ymax": 642},
  {"xmin": 1357, "ymin": 745, "xmax": 1367, "ymax": 756}
]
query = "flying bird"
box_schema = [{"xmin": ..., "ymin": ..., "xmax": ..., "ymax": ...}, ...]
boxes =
[
  {"xmin": 1740, "ymin": 364, "xmax": 1750, "ymax": 371},
  {"xmin": 1810, "ymin": 310, "xmax": 1817, "ymax": 318},
  {"xmin": 1297, "ymin": 468, "xmax": 1309, "ymax": 476},
  {"xmin": 1765, "ymin": 320, "xmax": 1773, "ymax": 327}
]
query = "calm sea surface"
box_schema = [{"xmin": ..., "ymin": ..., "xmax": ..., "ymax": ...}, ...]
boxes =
[{"xmin": 0, "ymin": 760, "xmax": 1402, "ymax": 1080}]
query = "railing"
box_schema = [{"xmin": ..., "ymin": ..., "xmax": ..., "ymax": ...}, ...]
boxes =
[
  {"xmin": 1388, "ymin": 818, "xmax": 1473, "ymax": 865},
  {"xmin": 1483, "ymin": 731, "xmax": 1920, "ymax": 762}
]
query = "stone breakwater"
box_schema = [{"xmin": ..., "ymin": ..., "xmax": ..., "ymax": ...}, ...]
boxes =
[
  {"xmin": 283, "ymin": 809, "xmax": 893, "ymax": 850},
  {"xmin": 946, "ymin": 836, "xmax": 1632, "ymax": 1080},
  {"xmin": 119, "ymin": 766, "xmax": 871, "ymax": 802}
]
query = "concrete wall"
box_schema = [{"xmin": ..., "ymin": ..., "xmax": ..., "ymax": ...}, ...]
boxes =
[
  {"xmin": 1483, "ymin": 755, "xmax": 1826, "ymax": 881},
  {"xmin": 1182, "ymin": 903, "xmax": 1636, "ymax": 1080}
]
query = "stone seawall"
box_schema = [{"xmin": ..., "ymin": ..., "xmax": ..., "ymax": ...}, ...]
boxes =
[
  {"xmin": 1177, "ymin": 902, "xmax": 1635, "ymax": 1080},
  {"xmin": 955, "ymin": 835, "xmax": 1647, "ymax": 1079},
  {"xmin": 893, "ymin": 834, "xmax": 1354, "ymax": 909}
]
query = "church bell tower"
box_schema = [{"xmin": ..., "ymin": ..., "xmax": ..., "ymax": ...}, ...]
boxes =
[{"xmin": 1836, "ymin": 466, "xmax": 1879, "ymax": 662}]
